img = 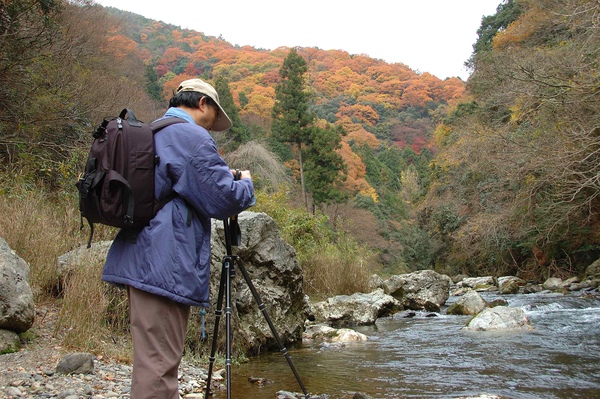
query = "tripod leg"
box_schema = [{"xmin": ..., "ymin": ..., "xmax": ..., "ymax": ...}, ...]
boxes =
[
  {"xmin": 205, "ymin": 261, "xmax": 227, "ymax": 397},
  {"xmin": 224, "ymin": 255, "xmax": 233, "ymax": 399},
  {"xmin": 235, "ymin": 259, "xmax": 310, "ymax": 399}
]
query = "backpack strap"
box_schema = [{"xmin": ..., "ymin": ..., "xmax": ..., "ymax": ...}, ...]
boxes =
[
  {"xmin": 150, "ymin": 117, "xmax": 188, "ymax": 133},
  {"xmin": 150, "ymin": 116, "xmax": 189, "ymax": 218}
]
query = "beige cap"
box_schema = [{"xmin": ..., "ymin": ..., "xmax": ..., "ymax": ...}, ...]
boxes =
[{"xmin": 176, "ymin": 78, "xmax": 232, "ymax": 132}]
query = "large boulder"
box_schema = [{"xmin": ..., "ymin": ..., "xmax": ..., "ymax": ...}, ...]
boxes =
[
  {"xmin": 383, "ymin": 270, "xmax": 452, "ymax": 311},
  {"xmin": 457, "ymin": 276, "xmax": 496, "ymax": 291},
  {"xmin": 464, "ymin": 306, "xmax": 534, "ymax": 331},
  {"xmin": 207, "ymin": 212, "xmax": 310, "ymax": 355},
  {"xmin": 309, "ymin": 289, "xmax": 401, "ymax": 327},
  {"xmin": 497, "ymin": 276, "xmax": 525, "ymax": 294},
  {"xmin": 446, "ymin": 290, "xmax": 487, "ymax": 316},
  {"xmin": 0, "ymin": 238, "xmax": 35, "ymax": 333},
  {"xmin": 57, "ymin": 240, "xmax": 112, "ymax": 279}
]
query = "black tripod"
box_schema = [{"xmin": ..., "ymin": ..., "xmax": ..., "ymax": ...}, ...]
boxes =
[{"xmin": 204, "ymin": 214, "xmax": 310, "ymax": 399}]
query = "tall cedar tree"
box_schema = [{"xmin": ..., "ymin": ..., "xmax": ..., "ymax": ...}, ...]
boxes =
[
  {"xmin": 214, "ymin": 75, "xmax": 250, "ymax": 150},
  {"xmin": 304, "ymin": 124, "xmax": 347, "ymax": 211},
  {"xmin": 271, "ymin": 48, "xmax": 313, "ymax": 211}
]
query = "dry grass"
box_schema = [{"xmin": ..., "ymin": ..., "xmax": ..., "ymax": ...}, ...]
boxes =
[
  {"xmin": 301, "ymin": 241, "xmax": 378, "ymax": 300},
  {"xmin": 223, "ymin": 141, "xmax": 291, "ymax": 192},
  {"xmin": 55, "ymin": 251, "xmax": 132, "ymax": 361},
  {"xmin": 0, "ymin": 180, "xmax": 129, "ymax": 360}
]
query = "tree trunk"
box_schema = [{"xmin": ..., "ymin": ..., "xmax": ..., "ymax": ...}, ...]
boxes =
[{"xmin": 298, "ymin": 143, "xmax": 309, "ymax": 213}]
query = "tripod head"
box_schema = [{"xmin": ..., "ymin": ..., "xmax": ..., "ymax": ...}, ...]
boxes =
[{"xmin": 227, "ymin": 169, "xmax": 243, "ymax": 248}]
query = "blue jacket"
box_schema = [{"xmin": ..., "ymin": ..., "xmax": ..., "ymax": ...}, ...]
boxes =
[{"xmin": 102, "ymin": 108, "xmax": 255, "ymax": 307}]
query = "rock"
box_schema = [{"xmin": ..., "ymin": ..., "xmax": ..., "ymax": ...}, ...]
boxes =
[
  {"xmin": 454, "ymin": 394, "xmax": 511, "ymax": 399},
  {"xmin": 208, "ymin": 212, "xmax": 310, "ymax": 355},
  {"xmin": 457, "ymin": 276, "xmax": 496, "ymax": 291},
  {"xmin": 464, "ymin": 306, "xmax": 534, "ymax": 331},
  {"xmin": 585, "ymin": 258, "xmax": 600, "ymax": 279},
  {"xmin": 56, "ymin": 241, "xmax": 112, "ymax": 278},
  {"xmin": 498, "ymin": 276, "xmax": 525, "ymax": 294},
  {"xmin": 543, "ymin": 277, "xmax": 563, "ymax": 290},
  {"xmin": 56, "ymin": 353, "xmax": 95, "ymax": 375},
  {"xmin": 383, "ymin": 270, "xmax": 452, "ymax": 310},
  {"xmin": 488, "ymin": 299, "xmax": 508, "ymax": 307},
  {"xmin": 309, "ymin": 289, "xmax": 401, "ymax": 327},
  {"xmin": 0, "ymin": 329, "xmax": 20, "ymax": 354},
  {"xmin": 0, "ymin": 238, "xmax": 35, "ymax": 333},
  {"xmin": 446, "ymin": 290, "xmax": 487, "ymax": 316},
  {"xmin": 354, "ymin": 392, "xmax": 375, "ymax": 399},
  {"xmin": 452, "ymin": 274, "xmax": 469, "ymax": 284},
  {"xmin": 523, "ymin": 283, "xmax": 544, "ymax": 294},
  {"xmin": 302, "ymin": 324, "xmax": 367, "ymax": 343},
  {"xmin": 367, "ymin": 274, "xmax": 384, "ymax": 291}
]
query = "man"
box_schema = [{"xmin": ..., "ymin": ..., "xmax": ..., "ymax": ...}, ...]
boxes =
[{"xmin": 102, "ymin": 78, "xmax": 255, "ymax": 398}]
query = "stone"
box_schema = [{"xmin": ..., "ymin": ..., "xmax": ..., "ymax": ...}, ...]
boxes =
[
  {"xmin": 464, "ymin": 306, "xmax": 534, "ymax": 331},
  {"xmin": 585, "ymin": 258, "xmax": 600, "ymax": 279},
  {"xmin": 543, "ymin": 277, "xmax": 563, "ymax": 290},
  {"xmin": 302, "ymin": 324, "xmax": 367, "ymax": 343},
  {"xmin": 447, "ymin": 290, "xmax": 487, "ymax": 316},
  {"xmin": 56, "ymin": 241, "xmax": 112, "ymax": 279},
  {"xmin": 498, "ymin": 276, "xmax": 525, "ymax": 294},
  {"xmin": 458, "ymin": 276, "xmax": 496, "ymax": 291},
  {"xmin": 56, "ymin": 352, "xmax": 95, "ymax": 375},
  {"xmin": 0, "ymin": 237, "xmax": 35, "ymax": 333},
  {"xmin": 309, "ymin": 289, "xmax": 401, "ymax": 327},
  {"xmin": 207, "ymin": 212, "xmax": 310, "ymax": 355},
  {"xmin": 0, "ymin": 329, "xmax": 20, "ymax": 354},
  {"xmin": 383, "ymin": 269, "xmax": 452, "ymax": 310}
]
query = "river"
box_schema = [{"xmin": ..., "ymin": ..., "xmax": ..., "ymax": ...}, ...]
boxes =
[{"xmin": 212, "ymin": 291, "xmax": 600, "ymax": 399}]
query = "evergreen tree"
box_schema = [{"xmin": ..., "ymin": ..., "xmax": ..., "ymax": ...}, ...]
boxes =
[
  {"xmin": 145, "ymin": 64, "xmax": 163, "ymax": 102},
  {"xmin": 271, "ymin": 48, "xmax": 313, "ymax": 210},
  {"xmin": 304, "ymin": 124, "xmax": 347, "ymax": 210},
  {"xmin": 214, "ymin": 75, "xmax": 249, "ymax": 150}
]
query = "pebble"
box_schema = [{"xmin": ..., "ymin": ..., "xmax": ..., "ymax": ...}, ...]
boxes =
[{"xmin": 0, "ymin": 358, "xmax": 219, "ymax": 399}]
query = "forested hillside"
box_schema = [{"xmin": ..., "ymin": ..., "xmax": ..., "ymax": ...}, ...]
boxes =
[
  {"xmin": 419, "ymin": 0, "xmax": 600, "ymax": 278},
  {"xmin": 1, "ymin": 0, "xmax": 597, "ymax": 280}
]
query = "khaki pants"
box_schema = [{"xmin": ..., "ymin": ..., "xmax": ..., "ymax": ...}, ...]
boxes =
[{"xmin": 128, "ymin": 286, "xmax": 190, "ymax": 399}]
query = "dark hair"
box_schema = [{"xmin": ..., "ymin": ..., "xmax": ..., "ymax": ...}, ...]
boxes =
[{"xmin": 169, "ymin": 91, "xmax": 218, "ymax": 110}]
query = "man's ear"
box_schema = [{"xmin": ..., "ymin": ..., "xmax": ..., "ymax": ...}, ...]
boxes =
[{"xmin": 198, "ymin": 96, "xmax": 208, "ymax": 110}]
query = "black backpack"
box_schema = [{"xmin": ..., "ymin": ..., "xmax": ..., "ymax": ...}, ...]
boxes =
[{"xmin": 76, "ymin": 108, "xmax": 185, "ymax": 247}]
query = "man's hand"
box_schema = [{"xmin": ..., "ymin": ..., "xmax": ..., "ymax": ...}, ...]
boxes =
[{"xmin": 231, "ymin": 169, "xmax": 252, "ymax": 180}]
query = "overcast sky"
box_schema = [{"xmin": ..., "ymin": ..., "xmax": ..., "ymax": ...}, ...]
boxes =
[{"xmin": 94, "ymin": 0, "xmax": 502, "ymax": 80}]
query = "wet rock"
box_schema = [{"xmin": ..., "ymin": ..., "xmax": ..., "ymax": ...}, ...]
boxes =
[
  {"xmin": 248, "ymin": 376, "xmax": 273, "ymax": 386},
  {"xmin": 498, "ymin": 276, "xmax": 525, "ymax": 294},
  {"xmin": 447, "ymin": 290, "xmax": 487, "ymax": 316},
  {"xmin": 309, "ymin": 289, "xmax": 400, "ymax": 327},
  {"xmin": 543, "ymin": 277, "xmax": 563, "ymax": 290},
  {"xmin": 457, "ymin": 276, "xmax": 496, "ymax": 291},
  {"xmin": 383, "ymin": 269, "xmax": 452, "ymax": 310},
  {"xmin": 464, "ymin": 306, "xmax": 534, "ymax": 331},
  {"xmin": 523, "ymin": 283, "xmax": 544, "ymax": 294},
  {"xmin": 302, "ymin": 324, "xmax": 367, "ymax": 343}
]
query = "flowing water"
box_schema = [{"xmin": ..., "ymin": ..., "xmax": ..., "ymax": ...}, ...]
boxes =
[{"xmin": 212, "ymin": 292, "xmax": 600, "ymax": 399}]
